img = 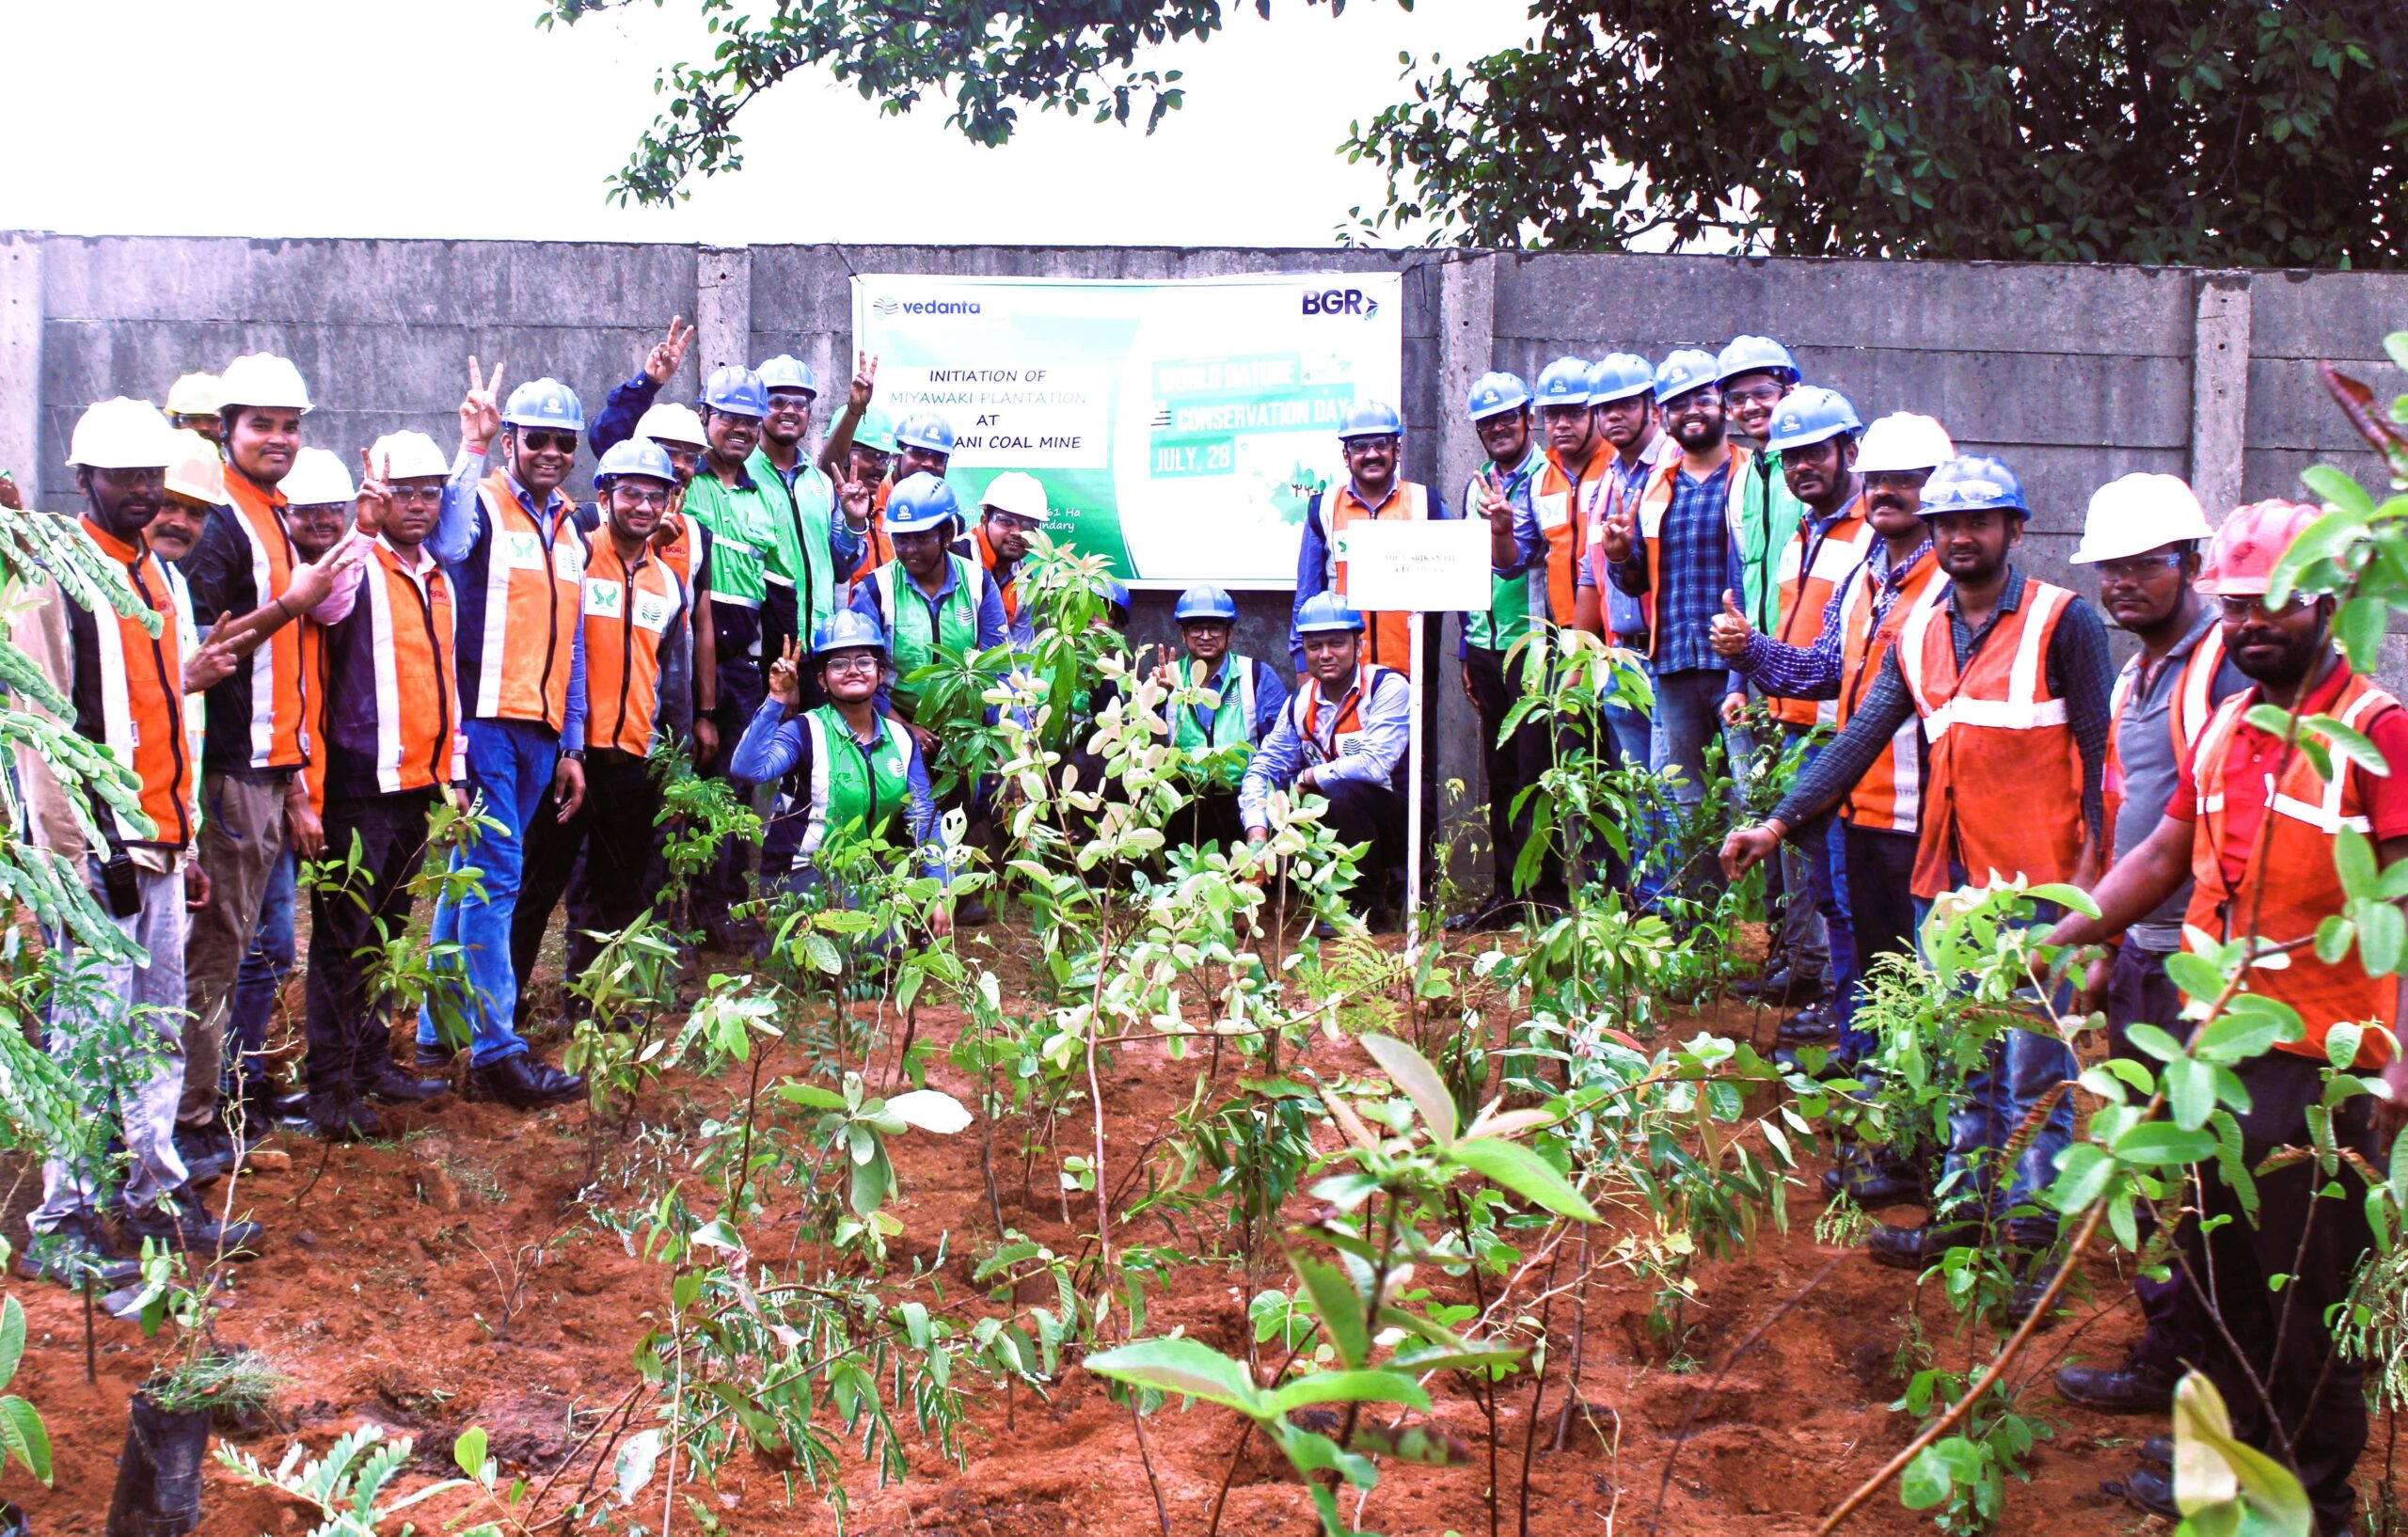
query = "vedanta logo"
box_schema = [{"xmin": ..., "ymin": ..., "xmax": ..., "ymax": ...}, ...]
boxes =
[{"xmin": 876, "ymin": 298, "xmax": 984, "ymax": 317}]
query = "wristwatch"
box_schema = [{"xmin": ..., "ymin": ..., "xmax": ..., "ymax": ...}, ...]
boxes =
[{"xmin": 562, "ymin": 748, "xmax": 586, "ymax": 763}]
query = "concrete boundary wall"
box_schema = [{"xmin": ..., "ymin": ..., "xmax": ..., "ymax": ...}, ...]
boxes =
[{"xmin": 8, "ymin": 232, "xmax": 2407, "ymax": 848}]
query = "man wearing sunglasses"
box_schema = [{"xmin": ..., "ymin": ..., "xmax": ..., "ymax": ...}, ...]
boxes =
[
  {"xmin": 2043, "ymin": 499, "xmax": 2408, "ymax": 1535},
  {"xmin": 416, "ymin": 359, "xmax": 590, "ymax": 1111}
]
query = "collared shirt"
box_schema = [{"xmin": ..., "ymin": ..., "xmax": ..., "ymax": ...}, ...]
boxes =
[
  {"xmin": 729, "ymin": 700, "xmax": 945, "ymax": 880},
  {"xmin": 1637, "ymin": 459, "xmax": 1740, "ymax": 675},
  {"xmin": 1739, "ymin": 536, "xmax": 1933, "ymax": 700},
  {"xmin": 1460, "ymin": 446, "xmax": 1545, "ymax": 656},
  {"xmin": 1576, "ymin": 431, "xmax": 1676, "ymax": 638},
  {"xmin": 2115, "ymin": 607, "xmax": 2248, "ymax": 947},
  {"xmin": 1238, "ymin": 665, "xmax": 1411, "ymax": 832},
  {"xmin": 1773, "ymin": 565, "xmax": 2115, "ymax": 836},
  {"xmin": 1293, "ymin": 477, "xmax": 1450, "ymax": 673}
]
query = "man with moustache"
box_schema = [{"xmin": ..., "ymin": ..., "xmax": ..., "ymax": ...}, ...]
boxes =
[
  {"xmin": 1574, "ymin": 354, "xmax": 1674, "ymax": 776},
  {"xmin": 2044, "ymin": 499, "xmax": 2408, "ymax": 1535},
  {"xmin": 11, "ymin": 399, "xmax": 261, "ymax": 1278},
  {"xmin": 752, "ymin": 355, "xmax": 864, "ymax": 673},
  {"xmin": 1718, "ymin": 335, "xmax": 1804, "ymax": 637},
  {"xmin": 300, "ymin": 432, "xmax": 463, "ymax": 1139},
  {"xmin": 510, "ymin": 441, "xmax": 693, "ymax": 1030},
  {"xmin": 967, "ymin": 471, "xmax": 1049, "ymax": 648},
  {"xmin": 632, "ymin": 401, "xmax": 718, "ymax": 762},
  {"xmin": 1595, "ymin": 351, "xmax": 1748, "ymax": 899},
  {"xmin": 1720, "ymin": 456, "xmax": 2115, "ymax": 1288},
  {"xmin": 1291, "ymin": 402, "xmax": 1432, "ymax": 678},
  {"xmin": 413, "ymin": 361, "xmax": 590, "ymax": 1109},
  {"xmin": 2047, "ymin": 474, "xmax": 2242, "ymax": 1414}
]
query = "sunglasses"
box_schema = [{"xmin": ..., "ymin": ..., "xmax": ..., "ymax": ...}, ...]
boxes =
[
  {"xmin": 2097, "ymin": 552, "xmax": 2185, "ymax": 581},
  {"xmin": 516, "ymin": 430, "xmax": 578, "ymax": 453},
  {"xmin": 387, "ymin": 484, "xmax": 443, "ymax": 504},
  {"xmin": 2217, "ymin": 593, "xmax": 2313, "ymax": 622}
]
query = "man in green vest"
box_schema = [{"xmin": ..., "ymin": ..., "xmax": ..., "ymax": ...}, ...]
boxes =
[
  {"xmin": 1719, "ymin": 335, "xmax": 1804, "ymax": 634},
  {"xmin": 752, "ymin": 355, "xmax": 862, "ymax": 671},
  {"xmin": 1158, "ymin": 584, "xmax": 1289, "ymax": 850},
  {"xmin": 847, "ymin": 473, "xmax": 1008, "ymax": 754}
]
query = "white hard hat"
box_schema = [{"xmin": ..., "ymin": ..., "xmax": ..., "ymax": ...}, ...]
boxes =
[
  {"xmin": 280, "ymin": 446, "xmax": 356, "ymax": 507},
  {"xmin": 1854, "ymin": 412, "xmax": 1956, "ymax": 475},
  {"xmin": 367, "ymin": 431, "xmax": 450, "ymax": 481},
  {"xmin": 66, "ymin": 397, "xmax": 179, "ymax": 470},
  {"xmin": 217, "ymin": 353, "xmax": 313, "ymax": 414},
  {"xmin": 2072, "ymin": 473, "xmax": 2213, "ymax": 565},
  {"xmin": 636, "ymin": 403, "xmax": 708, "ymax": 448},
  {"xmin": 980, "ymin": 470, "xmax": 1049, "ymax": 523},
  {"xmin": 164, "ymin": 429, "xmax": 228, "ymax": 505}
]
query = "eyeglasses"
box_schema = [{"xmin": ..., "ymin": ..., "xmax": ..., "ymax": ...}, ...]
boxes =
[
  {"xmin": 516, "ymin": 430, "xmax": 578, "ymax": 453},
  {"xmin": 2096, "ymin": 552, "xmax": 2185, "ymax": 581},
  {"xmin": 1343, "ymin": 435, "xmax": 1400, "ymax": 453},
  {"xmin": 822, "ymin": 652, "xmax": 881, "ymax": 673},
  {"xmin": 986, "ymin": 512, "xmax": 1042, "ymax": 534},
  {"xmin": 2217, "ymin": 593, "xmax": 2313, "ymax": 622},
  {"xmin": 387, "ymin": 484, "xmax": 443, "ymax": 504},
  {"xmin": 612, "ymin": 488, "xmax": 673, "ymax": 510},
  {"xmin": 1722, "ymin": 384, "xmax": 1785, "ymax": 409},
  {"xmin": 766, "ymin": 391, "xmax": 815, "ymax": 410}
]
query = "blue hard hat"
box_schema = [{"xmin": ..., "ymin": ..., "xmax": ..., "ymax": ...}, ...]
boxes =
[
  {"xmin": 756, "ymin": 355, "xmax": 817, "ymax": 395},
  {"xmin": 1103, "ymin": 578, "xmax": 1132, "ymax": 618},
  {"xmin": 895, "ymin": 410, "xmax": 955, "ymax": 455},
  {"xmin": 1586, "ymin": 354, "xmax": 1656, "ymax": 404},
  {"xmin": 1534, "ymin": 357, "xmax": 1594, "ymax": 408},
  {"xmin": 1294, "ymin": 591, "xmax": 1366, "ymax": 635},
  {"xmin": 1920, "ymin": 454, "xmax": 2030, "ymax": 519},
  {"xmin": 1764, "ymin": 386, "xmax": 1862, "ymax": 454},
  {"xmin": 1654, "ymin": 350, "xmax": 1721, "ymax": 404},
  {"xmin": 813, "ymin": 609, "xmax": 889, "ymax": 658},
  {"xmin": 1716, "ymin": 334, "xmax": 1800, "ymax": 387},
  {"xmin": 1465, "ymin": 371, "xmax": 1531, "ymax": 422},
  {"xmin": 883, "ymin": 471, "xmax": 961, "ymax": 534},
  {"xmin": 701, "ymin": 365, "xmax": 768, "ymax": 419},
  {"xmin": 594, "ymin": 437, "xmax": 676, "ymax": 485},
  {"xmin": 501, "ymin": 378, "xmax": 586, "ymax": 434},
  {"xmin": 1338, "ymin": 400, "xmax": 1404, "ymax": 441},
  {"xmin": 1174, "ymin": 585, "xmax": 1239, "ymax": 623}
]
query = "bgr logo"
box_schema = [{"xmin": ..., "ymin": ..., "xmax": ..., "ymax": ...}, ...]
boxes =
[{"xmin": 1302, "ymin": 288, "xmax": 1378, "ymax": 319}]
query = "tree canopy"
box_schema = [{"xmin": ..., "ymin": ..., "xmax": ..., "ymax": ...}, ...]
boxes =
[{"xmin": 555, "ymin": 0, "xmax": 2407, "ymax": 267}]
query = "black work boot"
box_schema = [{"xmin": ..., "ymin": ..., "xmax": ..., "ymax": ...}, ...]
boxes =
[
  {"xmin": 173, "ymin": 1123, "xmax": 234, "ymax": 1187},
  {"xmin": 306, "ymin": 1097, "xmax": 384, "ymax": 1143},
  {"xmin": 2055, "ymin": 1355, "xmax": 2177, "ymax": 1413},
  {"xmin": 467, "ymin": 1053, "xmax": 585, "ymax": 1110},
  {"xmin": 120, "ymin": 1192, "xmax": 263, "ymax": 1258},
  {"xmin": 356, "ymin": 1066, "xmax": 452, "ymax": 1106},
  {"xmin": 17, "ymin": 1217, "xmax": 141, "ymax": 1289},
  {"xmin": 1866, "ymin": 1219, "xmax": 1981, "ymax": 1271}
]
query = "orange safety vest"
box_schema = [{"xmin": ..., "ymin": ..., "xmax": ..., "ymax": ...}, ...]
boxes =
[
  {"xmin": 974, "ymin": 521, "xmax": 1022, "ymax": 627},
  {"xmin": 1532, "ymin": 452, "xmax": 1597, "ymax": 629},
  {"xmin": 1835, "ymin": 549, "xmax": 1944, "ymax": 834},
  {"xmin": 2103, "ymin": 625, "xmax": 2227, "ymax": 848},
  {"xmin": 1765, "ymin": 494, "xmax": 1875, "ymax": 729},
  {"xmin": 1296, "ymin": 662, "xmax": 1403, "ymax": 768},
  {"xmin": 218, "ymin": 468, "xmax": 311, "ymax": 769},
  {"xmin": 1318, "ymin": 480, "xmax": 1431, "ymax": 675},
  {"xmin": 853, "ymin": 480, "xmax": 895, "ymax": 582},
  {"xmin": 459, "ymin": 470, "xmax": 583, "ymax": 733},
  {"xmin": 1632, "ymin": 445, "xmax": 1752, "ymax": 659},
  {"xmin": 581, "ymin": 533, "xmax": 688, "ymax": 756},
  {"xmin": 81, "ymin": 518, "xmax": 196, "ymax": 850},
  {"xmin": 328, "ymin": 538, "xmax": 461, "ymax": 796},
  {"xmin": 1897, "ymin": 577, "xmax": 2084, "ymax": 900},
  {"xmin": 2183, "ymin": 673, "xmax": 2401, "ymax": 1069}
]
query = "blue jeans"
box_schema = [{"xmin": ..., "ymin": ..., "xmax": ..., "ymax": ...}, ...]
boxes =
[
  {"xmin": 418, "ymin": 718, "xmax": 557, "ymax": 1068},
  {"xmin": 225, "ymin": 848, "xmax": 295, "ymax": 1098}
]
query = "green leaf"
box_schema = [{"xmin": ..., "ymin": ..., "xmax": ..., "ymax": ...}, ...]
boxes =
[
  {"xmin": 2299, "ymin": 466, "xmax": 2375, "ymax": 522},
  {"xmin": 2325, "ymin": 1022, "xmax": 2365, "ymax": 1071},
  {"xmin": 0, "ymin": 1396, "xmax": 46, "ymax": 1486},
  {"xmin": 2336, "ymin": 828, "xmax": 2380, "ymax": 900},
  {"xmin": 1085, "ymin": 1338, "xmax": 1263, "ymax": 1415},
  {"xmin": 0, "ymin": 1298, "xmax": 24, "ymax": 1393},
  {"xmin": 2359, "ymin": 901, "xmax": 2406, "ymax": 977},
  {"xmin": 1357, "ymin": 1032, "xmax": 1457, "ymax": 1146},
  {"xmin": 2123, "ymin": 1022, "xmax": 2186, "ymax": 1063},
  {"xmin": 1262, "ymin": 1370, "xmax": 1431, "ymax": 1417},
  {"xmin": 1900, "ymin": 1442, "xmax": 1957, "ymax": 1509},
  {"xmin": 2113, "ymin": 1122, "xmax": 2218, "ymax": 1165},
  {"xmin": 1288, "ymin": 1253, "xmax": 1370, "ymax": 1371},
  {"xmin": 2304, "ymin": 714, "xmax": 2390, "ymax": 779},
  {"xmin": 2166, "ymin": 1057, "xmax": 2217, "ymax": 1132},
  {"xmin": 1446, "ymin": 1136, "xmax": 1598, "ymax": 1221},
  {"xmin": 2337, "ymin": 597, "xmax": 2387, "ymax": 673},
  {"xmin": 2173, "ymin": 1372, "xmax": 2314, "ymax": 1536},
  {"xmin": 452, "ymin": 1425, "xmax": 489, "ymax": 1480},
  {"xmin": 2025, "ymin": 881, "xmax": 2099, "ymax": 919},
  {"xmin": 2046, "ymin": 1142, "xmax": 2117, "ymax": 1214},
  {"xmin": 802, "ymin": 931, "xmax": 844, "ymax": 976}
]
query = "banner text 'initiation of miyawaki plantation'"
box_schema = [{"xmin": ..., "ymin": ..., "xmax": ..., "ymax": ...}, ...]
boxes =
[{"xmin": 851, "ymin": 273, "xmax": 1405, "ymax": 589}]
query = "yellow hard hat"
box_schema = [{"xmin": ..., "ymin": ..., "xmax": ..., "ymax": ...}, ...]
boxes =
[
  {"xmin": 165, "ymin": 372, "xmax": 224, "ymax": 419},
  {"xmin": 164, "ymin": 429, "xmax": 228, "ymax": 506}
]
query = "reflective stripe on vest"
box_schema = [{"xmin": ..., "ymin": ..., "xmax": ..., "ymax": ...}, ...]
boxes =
[
  {"xmin": 1836, "ymin": 554, "xmax": 1944, "ymax": 834},
  {"xmin": 466, "ymin": 473, "xmax": 583, "ymax": 731},
  {"xmin": 792, "ymin": 706, "xmax": 915, "ymax": 870},
  {"xmin": 82, "ymin": 519, "xmax": 196, "ymax": 849},
  {"xmin": 1766, "ymin": 496, "xmax": 1876, "ymax": 729},
  {"xmin": 874, "ymin": 554, "xmax": 986, "ymax": 708},
  {"xmin": 1296, "ymin": 663, "xmax": 1402, "ymax": 767},
  {"xmin": 2105, "ymin": 624, "xmax": 2227, "ymax": 841},
  {"xmin": 1532, "ymin": 453, "xmax": 1592, "ymax": 628},
  {"xmin": 1322, "ymin": 481, "xmax": 1431, "ymax": 673},
  {"xmin": 2183, "ymin": 676, "xmax": 2400, "ymax": 1067},
  {"xmin": 583, "ymin": 536, "xmax": 687, "ymax": 757},
  {"xmin": 220, "ymin": 471, "xmax": 309, "ymax": 768},
  {"xmin": 1898, "ymin": 578, "xmax": 2083, "ymax": 898},
  {"xmin": 1634, "ymin": 445, "xmax": 1751, "ymax": 659},
  {"xmin": 346, "ymin": 540, "xmax": 458, "ymax": 795}
]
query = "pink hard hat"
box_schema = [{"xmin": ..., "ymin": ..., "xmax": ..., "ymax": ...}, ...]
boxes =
[{"xmin": 2198, "ymin": 499, "xmax": 2322, "ymax": 596}]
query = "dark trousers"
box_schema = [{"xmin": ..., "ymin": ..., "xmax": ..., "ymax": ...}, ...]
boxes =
[
  {"xmin": 302, "ymin": 789, "xmax": 436, "ymax": 1103},
  {"xmin": 513, "ymin": 748, "xmax": 665, "ymax": 1003},
  {"xmin": 698, "ymin": 658, "xmax": 765, "ymax": 919},
  {"xmin": 1176, "ymin": 786, "xmax": 1247, "ymax": 854},
  {"xmin": 2176, "ymin": 1052, "xmax": 2377, "ymax": 1533},
  {"xmin": 1465, "ymin": 644, "xmax": 1565, "ymax": 905},
  {"xmin": 2105, "ymin": 942, "xmax": 2209, "ymax": 1380},
  {"xmin": 1323, "ymin": 777, "xmax": 1405, "ymax": 911},
  {"xmin": 1841, "ymin": 823, "xmax": 1919, "ymax": 1064}
]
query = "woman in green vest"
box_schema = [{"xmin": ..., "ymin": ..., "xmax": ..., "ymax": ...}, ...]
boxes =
[
  {"xmin": 847, "ymin": 472, "xmax": 1009, "ymax": 755},
  {"xmin": 731, "ymin": 610, "xmax": 951, "ymax": 938},
  {"xmin": 1156, "ymin": 584, "xmax": 1289, "ymax": 850}
]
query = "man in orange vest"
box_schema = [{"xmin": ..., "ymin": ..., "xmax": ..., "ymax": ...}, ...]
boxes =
[
  {"xmin": 1721, "ymin": 455, "xmax": 2115, "ymax": 1279},
  {"xmin": 512, "ymin": 440, "xmax": 691, "ymax": 1028},
  {"xmin": 2043, "ymin": 499, "xmax": 2408, "ymax": 1532},
  {"xmin": 969, "ymin": 470, "xmax": 1049, "ymax": 647},
  {"xmin": 1291, "ymin": 401, "xmax": 1434, "ymax": 678},
  {"xmin": 2047, "ymin": 472, "xmax": 2244, "ymax": 1415},
  {"xmin": 299, "ymin": 432, "xmax": 464, "ymax": 1140},
  {"xmin": 12, "ymin": 399, "xmax": 261, "ymax": 1280},
  {"xmin": 415, "ymin": 358, "xmax": 589, "ymax": 1110}
]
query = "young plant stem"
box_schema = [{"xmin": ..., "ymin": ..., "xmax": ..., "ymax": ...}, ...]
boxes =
[
  {"xmin": 1129, "ymin": 1400, "xmax": 1172, "ymax": 1537},
  {"xmin": 1450, "ymin": 1189, "xmax": 1501, "ymax": 1537},
  {"xmin": 1552, "ymin": 1229, "xmax": 1592, "ymax": 1450},
  {"xmin": 728, "ymin": 1041, "xmax": 769, "ymax": 1213}
]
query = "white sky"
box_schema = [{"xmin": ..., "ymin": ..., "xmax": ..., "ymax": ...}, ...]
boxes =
[{"xmin": 5, "ymin": 0, "xmax": 1532, "ymax": 246}]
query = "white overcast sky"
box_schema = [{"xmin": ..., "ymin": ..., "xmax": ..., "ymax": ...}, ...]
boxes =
[{"xmin": 6, "ymin": 0, "xmax": 1531, "ymax": 246}]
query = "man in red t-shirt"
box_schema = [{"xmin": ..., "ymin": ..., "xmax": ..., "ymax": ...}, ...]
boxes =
[{"xmin": 2045, "ymin": 499, "xmax": 2407, "ymax": 1532}]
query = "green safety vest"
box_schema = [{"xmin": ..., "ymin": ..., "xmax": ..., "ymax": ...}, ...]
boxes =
[
  {"xmin": 874, "ymin": 554, "xmax": 987, "ymax": 713},
  {"xmin": 749, "ymin": 448, "xmax": 841, "ymax": 640},
  {"xmin": 792, "ymin": 705, "xmax": 914, "ymax": 871},
  {"xmin": 681, "ymin": 467, "xmax": 784, "ymax": 611},
  {"xmin": 1463, "ymin": 447, "xmax": 1545, "ymax": 654},
  {"xmin": 1734, "ymin": 447, "xmax": 1806, "ymax": 634},
  {"xmin": 1169, "ymin": 655, "xmax": 1259, "ymax": 787}
]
